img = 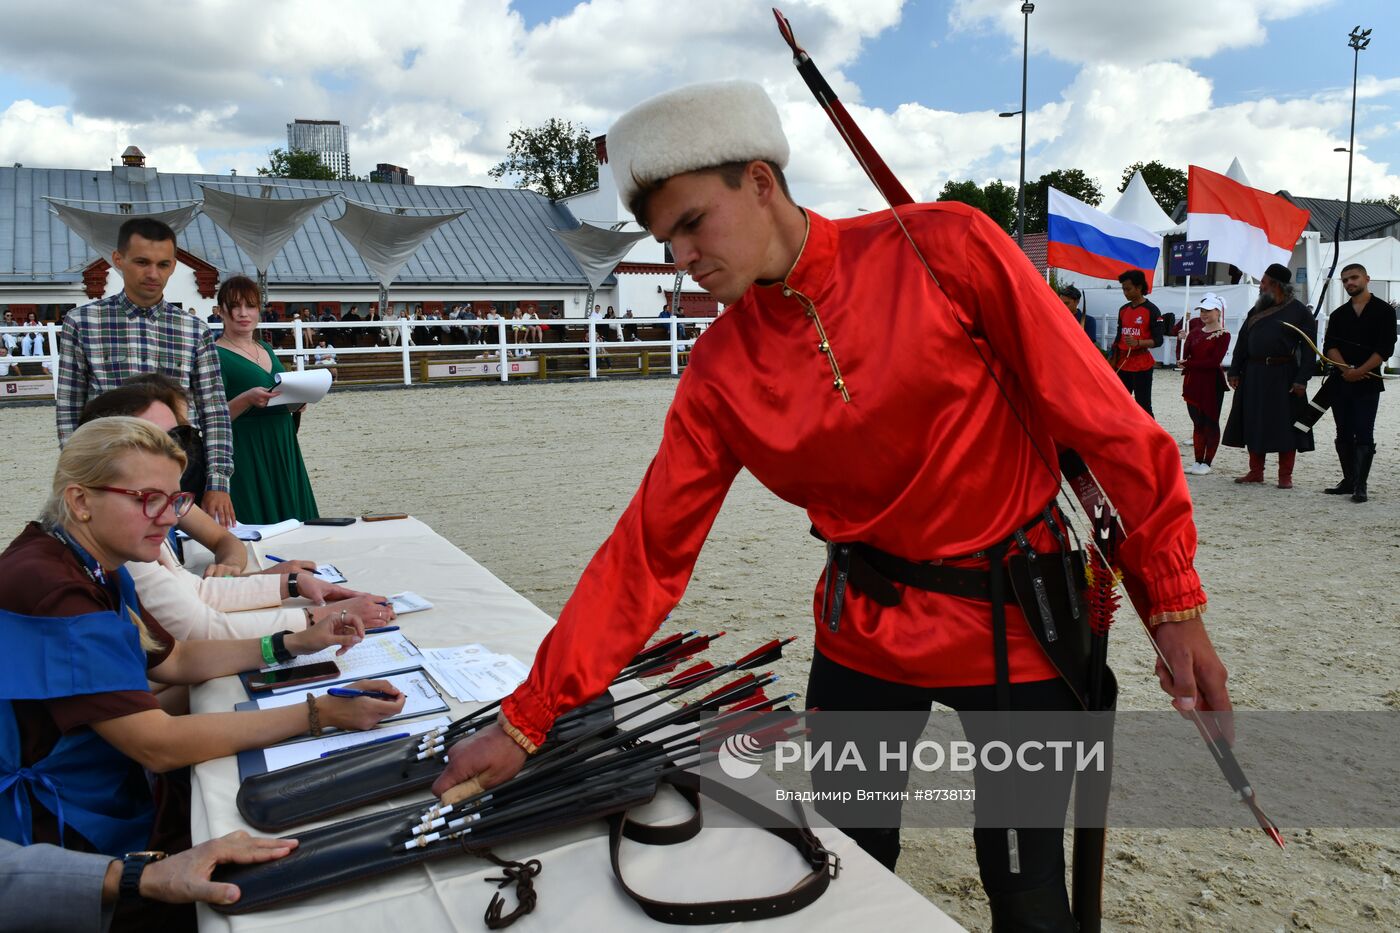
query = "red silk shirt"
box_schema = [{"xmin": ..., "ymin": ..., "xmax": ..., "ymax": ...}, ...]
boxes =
[{"xmin": 502, "ymin": 204, "xmax": 1207, "ymax": 745}]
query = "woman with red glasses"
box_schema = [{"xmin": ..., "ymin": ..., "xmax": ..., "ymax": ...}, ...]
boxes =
[{"xmin": 0, "ymin": 418, "xmax": 404, "ymax": 932}]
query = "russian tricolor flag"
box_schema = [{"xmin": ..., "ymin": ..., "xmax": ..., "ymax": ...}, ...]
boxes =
[
  {"xmin": 1046, "ymin": 187, "xmax": 1162, "ymax": 286},
  {"xmin": 1185, "ymin": 166, "xmax": 1310, "ymax": 278}
]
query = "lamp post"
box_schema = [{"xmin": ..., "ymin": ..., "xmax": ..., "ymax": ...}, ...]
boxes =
[
  {"xmin": 1001, "ymin": 3, "xmax": 1035, "ymax": 246},
  {"xmin": 1343, "ymin": 25, "xmax": 1371, "ymax": 241}
]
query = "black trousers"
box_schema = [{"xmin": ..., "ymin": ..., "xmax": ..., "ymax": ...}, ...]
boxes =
[
  {"xmin": 1331, "ymin": 383, "xmax": 1381, "ymax": 447},
  {"xmin": 805, "ymin": 649, "xmax": 1080, "ymax": 896},
  {"xmin": 1118, "ymin": 367, "xmax": 1154, "ymax": 415}
]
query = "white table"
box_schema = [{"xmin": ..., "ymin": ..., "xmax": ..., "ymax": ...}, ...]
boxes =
[{"xmin": 189, "ymin": 517, "xmax": 964, "ymax": 931}]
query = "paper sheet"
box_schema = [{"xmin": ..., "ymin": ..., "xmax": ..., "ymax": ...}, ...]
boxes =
[
  {"xmin": 232, "ymin": 519, "xmax": 302, "ymax": 541},
  {"xmin": 389, "ymin": 591, "xmax": 433, "ymax": 614},
  {"xmin": 258, "ymin": 631, "xmax": 423, "ymax": 693},
  {"xmin": 422, "ymin": 644, "xmax": 530, "ymax": 702},
  {"xmin": 312, "ymin": 563, "xmax": 347, "ymax": 584},
  {"xmin": 267, "ymin": 368, "xmax": 332, "ymax": 406},
  {"xmin": 254, "ymin": 715, "xmax": 451, "ymax": 777},
  {"xmin": 241, "ymin": 669, "xmax": 447, "ymax": 720}
]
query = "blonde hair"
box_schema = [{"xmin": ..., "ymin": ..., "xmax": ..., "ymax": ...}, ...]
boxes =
[{"xmin": 42, "ymin": 417, "xmax": 187, "ymax": 653}]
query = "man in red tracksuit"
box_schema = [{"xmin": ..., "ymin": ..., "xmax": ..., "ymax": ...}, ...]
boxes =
[
  {"xmin": 435, "ymin": 81, "xmax": 1229, "ymax": 930},
  {"xmin": 1113, "ymin": 269, "xmax": 1165, "ymax": 416}
]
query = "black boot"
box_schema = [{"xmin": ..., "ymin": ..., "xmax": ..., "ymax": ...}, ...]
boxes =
[
  {"xmin": 987, "ymin": 883, "xmax": 1078, "ymax": 933},
  {"xmin": 1325, "ymin": 439, "xmax": 1355, "ymax": 494},
  {"xmin": 1352, "ymin": 444, "xmax": 1376, "ymax": 503}
]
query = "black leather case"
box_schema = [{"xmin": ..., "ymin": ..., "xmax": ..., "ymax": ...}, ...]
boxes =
[{"xmin": 237, "ymin": 691, "xmax": 617, "ymax": 832}]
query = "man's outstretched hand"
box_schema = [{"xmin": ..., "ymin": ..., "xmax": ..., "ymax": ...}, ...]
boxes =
[{"xmin": 430, "ymin": 723, "xmax": 529, "ymax": 802}]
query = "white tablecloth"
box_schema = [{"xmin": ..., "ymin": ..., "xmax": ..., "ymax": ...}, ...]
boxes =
[{"xmin": 188, "ymin": 517, "xmax": 964, "ymax": 931}]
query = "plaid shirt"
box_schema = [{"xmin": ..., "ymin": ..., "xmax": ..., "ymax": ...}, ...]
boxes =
[{"xmin": 56, "ymin": 292, "xmax": 234, "ymax": 493}]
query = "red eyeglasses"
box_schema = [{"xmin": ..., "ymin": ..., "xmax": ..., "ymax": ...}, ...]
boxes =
[{"xmin": 88, "ymin": 486, "xmax": 195, "ymax": 519}]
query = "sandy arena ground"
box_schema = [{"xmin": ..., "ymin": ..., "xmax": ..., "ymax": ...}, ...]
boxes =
[{"xmin": 2, "ymin": 370, "xmax": 1397, "ymax": 931}]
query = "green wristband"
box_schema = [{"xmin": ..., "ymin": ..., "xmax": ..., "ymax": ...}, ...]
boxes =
[{"xmin": 260, "ymin": 635, "xmax": 277, "ymax": 667}]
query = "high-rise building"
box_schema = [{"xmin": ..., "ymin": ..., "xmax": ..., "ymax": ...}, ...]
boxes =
[
  {"xmin": 370, "ymin": 163, "xmax": 414, "ymax": 185},
  {"xmin": 286, "ymin": 119, "xmax": 350, "ymax": 178}
]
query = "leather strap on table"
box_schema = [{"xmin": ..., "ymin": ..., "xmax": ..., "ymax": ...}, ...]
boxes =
[{"xmin": 608, "ymin": 772, "xmax": 839, "ymax": 925}]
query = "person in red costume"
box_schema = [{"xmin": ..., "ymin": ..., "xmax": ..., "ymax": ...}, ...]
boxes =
[
  {"xmin": 1112, "ymin": 269, "xmax": 1165, "ymax": 416},
  {"xmin": 1180, "ymin": 294, "xmax": 1233, "ymax": 475},
  {"xmin": 433, "ymin": 80, "xmax": 1230, "ymax": 929}
]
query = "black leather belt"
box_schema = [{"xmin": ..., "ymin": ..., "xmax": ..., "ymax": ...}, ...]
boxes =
[
  {"xmin": 1250, "ymin": 355, "xmax": 1293, "ymax": 365},
  {"xmin": 610, "ymin": 772, "xmax": 838, "ymax": 925}
]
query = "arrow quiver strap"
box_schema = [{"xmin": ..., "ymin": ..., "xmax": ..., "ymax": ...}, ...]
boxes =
[
  {"xmin": 214, "ymin": 770, "xmax": 838, "ymax": 921},
  {"xmin": 237, "ymin": 691, "xmax": 617, "ymax": 832},
  {"xmin": 609, "ymin": 771, "xmax": 839, "ymax": 925}
]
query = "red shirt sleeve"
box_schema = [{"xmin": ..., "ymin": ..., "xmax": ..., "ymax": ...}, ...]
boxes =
[
  {"xmin": 502, "ymin": 367, "xmax": 743, "ymax": 744},
  {"xmin": 923, "ymin": 207, "xmax": 1207, "ymax": 622}
]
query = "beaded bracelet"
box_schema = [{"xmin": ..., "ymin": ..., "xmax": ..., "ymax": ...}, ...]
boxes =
[{"xmin": 306, "ymin": 694, "xmax": 323, "ymax": 736}]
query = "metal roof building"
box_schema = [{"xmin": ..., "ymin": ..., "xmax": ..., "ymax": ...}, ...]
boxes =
[{"xmin": 0, "ymin": 161, "xmax": 606, "ymax": 316}]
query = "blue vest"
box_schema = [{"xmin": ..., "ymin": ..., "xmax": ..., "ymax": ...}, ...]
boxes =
[{"xmin": 0, "ymin": 560, "xmax": 157, "ymax": 855}]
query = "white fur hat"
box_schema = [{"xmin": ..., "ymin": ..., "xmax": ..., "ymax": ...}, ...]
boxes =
[{"xmin": 606, "ymin": 80, "xmax": 790, "ymax": 213}]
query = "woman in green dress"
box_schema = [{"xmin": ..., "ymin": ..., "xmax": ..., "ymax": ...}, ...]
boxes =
[{"xmin": 213, "ymin": 276, "xmax": 320, "ymax": 523}]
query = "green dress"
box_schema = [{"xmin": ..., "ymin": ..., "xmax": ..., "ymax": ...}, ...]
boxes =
[{"xmin": 216, "ymin": 341, "xmax": 320, "ymax": 523}]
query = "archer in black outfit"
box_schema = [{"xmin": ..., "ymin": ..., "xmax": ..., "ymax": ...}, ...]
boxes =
[
  {"xmin": 1223, "ymin": 264, "xmax": 1315, "ymax": 489},
  {"xmin": 1322, "ymin": 263, "xmax": 1397, "ymax": 502}
]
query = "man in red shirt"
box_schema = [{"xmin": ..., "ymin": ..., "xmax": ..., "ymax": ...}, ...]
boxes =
[
  {"xmin": 1113, "ymin": 269, "xmax": 1165, "ymax": 416},
  {"xmin": 434, "ymin": 81, "xmax": 1228, "ymax": 927}
]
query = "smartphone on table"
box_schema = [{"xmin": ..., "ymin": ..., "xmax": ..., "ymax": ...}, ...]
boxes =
[
  {"xmin": 305, "ymin": 517, "xmax": 356, "ymax": 527},
  {"xmin": 247, "ymin": 661, "xmax": 341, "ymax": 692}
]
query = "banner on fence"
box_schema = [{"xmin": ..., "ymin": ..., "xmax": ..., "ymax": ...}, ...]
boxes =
[{"xmin": 428, "ymin": 361, "xmax": 540, "ymax": 379}]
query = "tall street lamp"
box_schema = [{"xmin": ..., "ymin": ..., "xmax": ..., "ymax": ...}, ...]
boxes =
[
  {"xmin": 998, "ymin": 3, "xmax": 1035, "ymax": 247},
  {"xmin": 1343, "ymin": 25, "xmax": 1371, "ymax": 241}
]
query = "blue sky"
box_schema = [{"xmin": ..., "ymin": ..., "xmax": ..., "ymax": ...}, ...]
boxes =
[{"xmin": 0, "ymin": 0, "xmax": 1394, "ymax": 217}]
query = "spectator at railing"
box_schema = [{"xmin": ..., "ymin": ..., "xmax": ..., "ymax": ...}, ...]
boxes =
[
  {"xmin": 0, "ymin": 345, "xmax": 11, "ymax": 377},
  {"xmin": 604, "ymin": 306, "xmax": 622, "ymax": 341},
  {"xmin": 1, "ymin": 310, "xmax": 14, "ymax": 326},
  {"xmin": 1, "ymin": 326, "xmax": 16, "ymax": 356},
  {"xmin": 311, "ymin": 340, "xmax": 338, "ymax": 382},
  {"xmin": 623, "ymin": 309, "xmax": 638, "ymax": 341},
  {"xmin": 523, "ymin": 306, "xmax": 543, "ymax": 346}
]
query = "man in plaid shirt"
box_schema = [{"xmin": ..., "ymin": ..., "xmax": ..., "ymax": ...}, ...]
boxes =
[{"xmin": 56, "ymin": 218, "xmax": 237, "ymax": 525}]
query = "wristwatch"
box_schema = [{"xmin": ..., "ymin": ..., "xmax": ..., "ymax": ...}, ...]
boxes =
[
  {"xmin": 270, "ymin": 629, "xmax": 295, "ymax": 664},
  {"xmin": 119, "ymin": 850, "xmax": 167, "ymax": 901},
  {"xmin": 287, "ymin": 573, "xmax": 301, "ymax": 599}
]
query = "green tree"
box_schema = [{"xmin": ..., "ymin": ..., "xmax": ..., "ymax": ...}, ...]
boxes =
[
  {"xmin": 982, "ymin": 179, "xmax": 1017, "ymax": 234},
  {"xmin": 489, "ymin": 118, "xmax": 598, "ymax": 201},
  {"xmin": 1022, "ymin": 168, "xmax": 1103, "ymax": 235},
  {"xmin": 257, "ymin": 147, "xmax": 337, "ymax": 181},
  {"xmin": 1118, "ymin": 160, "xmax": 1188, "ymax": 216},
  {"xmin": 1361, "ymin": 194, "xmax": 1400, "ymax": 213},
  {"xmin": 937, "ymin": 179, "xmax": 989, "ymax": 213}
]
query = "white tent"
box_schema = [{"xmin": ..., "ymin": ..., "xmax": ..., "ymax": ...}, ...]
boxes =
[
  {"xmin": 1108, "ymin": 171, "xmax": 1181, "ymax": 235},
  {"xmin": 1225, "ymin": 157, "xmax": 1252, "ymax": 188}
]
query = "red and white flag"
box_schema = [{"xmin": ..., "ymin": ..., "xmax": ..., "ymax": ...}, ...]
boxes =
[{"xmin": 1185, "ymin": 165, "xmax": 1310, "ymax": 278}]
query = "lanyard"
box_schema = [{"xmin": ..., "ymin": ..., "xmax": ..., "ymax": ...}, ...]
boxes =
[{"xmin": 46, "ymin": 525, "xmax": 139, "ymax": 625}]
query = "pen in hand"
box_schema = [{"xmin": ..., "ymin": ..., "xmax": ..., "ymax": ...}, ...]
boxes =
[{"xmin": 327, "ymin": 687, "xmax": 401, "ymax": 701}]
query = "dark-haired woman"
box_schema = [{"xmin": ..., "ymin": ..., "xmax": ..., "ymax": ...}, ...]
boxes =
[{"xmin": 213, "ymin": 276, "xmax": 319, "ymax": 523}]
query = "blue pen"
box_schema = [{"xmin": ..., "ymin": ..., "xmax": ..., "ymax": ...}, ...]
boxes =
[
  {"xmin": 319, "ymin": 732, "xmax": 409, "ymax": 758},
  {"xmin": 266, "ymin": 554, "xmax": 288, "ymax": 563},
  {"xmin": 328, "ymin": 687, "xmax": 400, "ymax": 700},
  {"xmin": 364, "ymin": 625, "xmax": 399, "ymax": 635}
]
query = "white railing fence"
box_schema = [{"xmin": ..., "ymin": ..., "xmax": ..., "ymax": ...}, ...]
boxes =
[{"xmin": 0, "ymin": 318, "xmax": 712, "ymax": 397}]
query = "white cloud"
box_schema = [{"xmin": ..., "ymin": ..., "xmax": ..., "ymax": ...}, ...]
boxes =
[
  {"xmin": 949, "ymin": 0, "xmax": 1325, "ymax": 65},
  {"xmin": 0, "ymin": 0, "xmax": 1394, "ymax": 224}
]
